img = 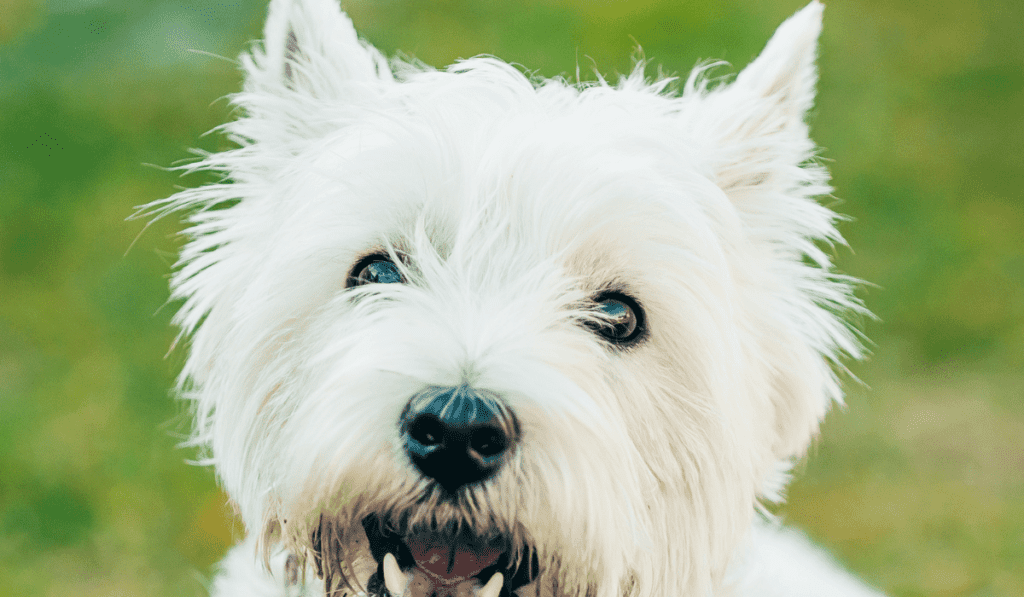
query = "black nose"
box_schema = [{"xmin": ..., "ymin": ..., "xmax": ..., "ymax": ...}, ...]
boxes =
[{"xmin": 401, "ymin": 386, "xmax": 517, "ymax": 493}]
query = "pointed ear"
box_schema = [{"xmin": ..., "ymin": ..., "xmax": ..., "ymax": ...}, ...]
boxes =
[
  {"xmin": 688, "ymin": 3, "xmax": 860, "ymax": 465},
  {"xmin": 244, "ymin": 0, "xmax": 392, "ymax": 100},
  {"xmin": 733, "ymin": 0, "xmax": 823, "ymax": 127},
  {"xmin": 694, "ymin": 1, "xmax": 824, "ymax": 194},
  {"xmin": 727, "ymin": 2, "xmax": 836, "ymax": 462}
]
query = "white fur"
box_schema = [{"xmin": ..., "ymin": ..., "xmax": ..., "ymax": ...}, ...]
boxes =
[{"xmin": 146, "ymin": 1, "xmax": 883, "ymax": 595}]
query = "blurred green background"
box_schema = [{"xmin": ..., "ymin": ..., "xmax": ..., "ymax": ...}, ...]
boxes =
[{"xmin": 1, "ymin": 0, "xmax": 1022, "ymax": 595}]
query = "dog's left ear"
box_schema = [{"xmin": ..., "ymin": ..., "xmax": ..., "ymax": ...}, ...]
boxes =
[
  {"xmin": 695, "ymin": 0, "xmax": 824, "ymax": 194},
  {"xmin": 732, "ymin": 0, "xmax": 822, "ymax": 131},
  {"xmin": 692, "ymin": 2, "xmax": 860, "ymax": 464},
  {"xmin": 723, "ymin": 1, "xmax": 838, "ymax": 463}
]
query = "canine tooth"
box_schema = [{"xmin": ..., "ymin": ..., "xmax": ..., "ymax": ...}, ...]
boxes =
[
  {"xmin": 383, "ymin": 553, "xmax": 408, "ymax": 597},
  {"xmin": 478, "ymin": 572, "xmax": 504, "ymax": 597}
]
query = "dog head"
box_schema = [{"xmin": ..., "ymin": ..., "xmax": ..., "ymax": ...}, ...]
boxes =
[{"xmin": 148, "ymin": 1, "xmax": 862, "ymax": 595}]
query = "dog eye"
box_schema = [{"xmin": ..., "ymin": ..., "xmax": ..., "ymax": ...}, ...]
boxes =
[
  {"xmin": 349, "ymin": 254, "xmax": 404, "ymax": 287},
  {"xmin": 589, "ymin": 293, "xmax": 643, "ymax": 343}
]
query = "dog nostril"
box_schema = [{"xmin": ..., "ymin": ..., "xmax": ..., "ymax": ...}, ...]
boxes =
[
  {"xmin": 470, "ymin": 427, "xmax": 506, "ymax": 457},
  {"xmin": 402, "ymin": 386, "xmax": 517, "ymax": 492},
  {"xmin": 408, "ymin": 414, "xmax": 445, "ymax": 446}
]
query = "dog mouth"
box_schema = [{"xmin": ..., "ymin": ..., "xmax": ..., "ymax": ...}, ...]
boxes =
[{"xmin": 360, "ymin": 515, "xmax": 539, "ymax": 597}]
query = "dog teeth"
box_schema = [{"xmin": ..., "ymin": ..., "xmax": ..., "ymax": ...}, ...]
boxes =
[
  {"xmin": 383, "ymin": 553, "xmax": 408, "ymax": 597},
  {"xmin": 382, "ymin": 556, "xmax": 502, "ymax": 597},
  {"xmin": 477, "ymin": 572, "xmax": 504, "ymax": 597}
]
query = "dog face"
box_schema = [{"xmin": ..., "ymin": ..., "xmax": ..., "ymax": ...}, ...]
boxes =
[{"xmin": 148, "ymin": 1, "xmax": 862, "ymax": 596}]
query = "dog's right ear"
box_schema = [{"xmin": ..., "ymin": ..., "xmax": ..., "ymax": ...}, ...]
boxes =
[{"xmin": 244, "ymin": 0, "xmax": 393, "ymax": 104}]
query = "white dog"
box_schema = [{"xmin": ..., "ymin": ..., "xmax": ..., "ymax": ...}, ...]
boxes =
[{"xmin": 147, "ymin": 1, "xmax": 884, "ymax": 595}]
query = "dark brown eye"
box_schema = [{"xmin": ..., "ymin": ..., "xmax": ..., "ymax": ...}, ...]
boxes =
[
  {"xmin": 589, "ymin": 292, "xmax": 644, "ymax": 343},
  {"xmin": 349, "ymin": 254, "xmax": 404, "ymax": 287}
]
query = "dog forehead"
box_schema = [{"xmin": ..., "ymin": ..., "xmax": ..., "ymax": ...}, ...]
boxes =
[
  {"xmin": 333, "ymin": 124, "xmax": 700, "ymax": 271},
  {"xmin": 278, "ymin": 68, "xmax": 723, "ymax": 285},
  {"xmin": 317, "ymin": 88, "xmax": 701, "ymax": 228},
  {"xmin": 396, "ymin": 72, "xmax": 690, "ymax": 174}
]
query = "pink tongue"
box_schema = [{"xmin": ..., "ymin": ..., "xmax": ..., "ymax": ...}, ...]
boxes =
[{"xmin": 404, "ymin": 534, "xmax": 503, "ymax": 585}]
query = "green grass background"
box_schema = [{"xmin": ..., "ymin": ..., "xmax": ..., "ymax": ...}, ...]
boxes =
[{"xmin": 1, "ymin": 0, "xmax": 1022, "ymax": 595}]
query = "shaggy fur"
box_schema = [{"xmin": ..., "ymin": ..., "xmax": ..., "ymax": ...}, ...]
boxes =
[{"xmin": 146, "ymin": 1, "xmax": 884, "ymax": 596}]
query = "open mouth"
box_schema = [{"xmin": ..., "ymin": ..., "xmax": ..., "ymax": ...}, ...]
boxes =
[{"xmin": 361, "ymin": 515, "xmax": 539, "ymax": 597}]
